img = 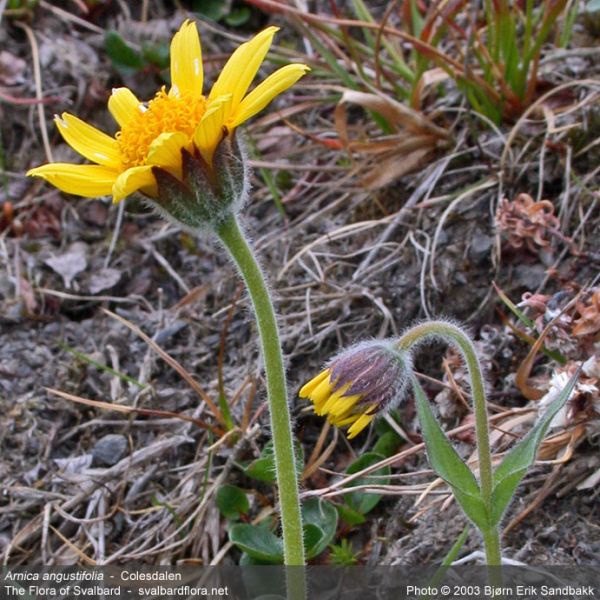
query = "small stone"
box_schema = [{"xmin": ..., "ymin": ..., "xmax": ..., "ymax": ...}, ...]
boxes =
[
  {"xmin": 44, "ymin": 242, "xmax": 87, "ymax": 289},
  {"xmin": 513, "ymin": 263, "xmax": 547, "ymax": 289},
  {"xmin": 91, "ymin": 434, "xmax": 128, "ymax": 466},
  {"xmin": 22, "ymin": 348, "xmax": 49, "ymax": 369},
  {"xmin": 0, "ymin": 274, "xmax": 14, "ymax": 300},
  {"xmin": 88, "ymin": 267, "xmax": 121, "ymax": 294},
  {"xmin": 44, "ymin": 322, "xmax": 61, "ymax": 337},
  {"xmin": 468, "ymin": 231, "xmax": 493, "ymax": 265}
]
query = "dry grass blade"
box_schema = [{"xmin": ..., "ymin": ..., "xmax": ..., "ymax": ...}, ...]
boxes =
[
  {"xmin": 334, "ymin": 89, "xmax": 448, "ymax": 189},
  {"xmin": 278, "ymin": 213, "xmax": 399, "ymax": 279},
  {"xmin": 302, "ymin": 422, "xmax": 338, "ymax": 481},
  {"xmin": 101, "ymin": 308, "xmax": 227, "ymax": 429},
  {"xmin": 49, "ymin": 525, "xmax": 96, "ymax": 566},
  {"xmin": 500, "ymin": 79, "xmax": 600, "ymax": 175},
  {"xmin": 515, "ymin": 324, "xmax": 555, "ymax": 401},
  {"xmin": 3, "ymin": 435, "xmax": 192, "ymax": 564},
  {"xmin": 537, "ymin": 424, "xmax": 587, "ymax": 463},
  {"xmin": 14, "ymin": 21, "xmax": 53, "ymax": 163},
  {"xmin": 502, "ymin": 465, "xmax": 565, "ymax": 535},
  {"xmin": 359, "ymin": 147, "xmax": 434, "ymax": 190},
  {"xmin": 335, "ymin": 90, "xmax": 448, "ymax": 139},
  {"xmin": 44, "ymin": 387, "xmax": 223, "ymax": 436},
  {"xmin": 301, "ymin": 408, "xmax": 535, "ymax": 500},
  {"xmin": 244, "ymin": 0, "xmax": 482, "ymax": 80}
]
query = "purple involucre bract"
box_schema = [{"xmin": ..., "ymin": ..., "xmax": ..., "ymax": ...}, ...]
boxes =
[{"xmin": 328, "ymin": 340, "xmax": 411, "ymax": 414}]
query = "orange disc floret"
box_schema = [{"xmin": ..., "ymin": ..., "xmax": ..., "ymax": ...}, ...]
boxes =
[{"xmin": 116, "ymin": 88, "xmax": 207, "ymax": 168}]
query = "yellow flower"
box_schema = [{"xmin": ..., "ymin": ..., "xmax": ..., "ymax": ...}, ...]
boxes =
[
  {"xmin": 299, "ymin": 341, "xmax": 411, "ymax": 439},
  {"xmin": 27, "ymin": 21, "xmax": 309, "ymax": 203}
]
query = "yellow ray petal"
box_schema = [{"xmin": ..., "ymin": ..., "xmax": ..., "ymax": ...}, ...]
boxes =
[
  {"xmin": 55, "ymin": 113, "xmax": 122, "ymax": 169},
  {"xmin": 193, "ymin": 94, "xmax": 232, "ymax": 165},
  {"xmin": 329, "ymin": 413, "xmax": 359, "ymax": 427},
  {"xmin": 112, "ymin": 166, "xmax": 156, "ymax": 203},
  {"xmin": 27, "ymin": 163, "xmax": 118, "ymax": 197},
  {"xmin": 146, "ymin": 132, "xmax": 190, "ymax": 180},
  {"xmin": 327, "ymin": 394, "xmax": 361, "ymax": 417},
  {"xmin": 208, "ymin": 26, "xmax": 278, "ymax": 110},
  {"xmin": 169, "ymin": 19, "xmax": 203, "ymax": 98},
  {"xmin": 230, "ymin": 64, "xmax": 309, "ymax": 128},
  {"xmin": 310, "ymin": 376, "xmax": 334, "ymax": 413},
  {"xmin": 108, "ymin": 88, "xmax": 142, "ymax": 128},
  {"xmin": 347, "ymin": 412, "xmax": 375, "ymax": 439},
  {"xmin": 319, "ymin": 385, "xmax": 356, "ymax": 417},
  {"xmin": 299, "ymin": 370, "xmax": 329, "ymax": 398}
]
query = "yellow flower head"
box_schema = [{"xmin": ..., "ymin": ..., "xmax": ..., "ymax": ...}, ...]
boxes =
[
  {"xmin": 299, "ymin": 341, "xmax": 411, "ymax": 439},
  {"xmin": 27, "ymin": 21, "xmax": 309, "ymax": 204}
]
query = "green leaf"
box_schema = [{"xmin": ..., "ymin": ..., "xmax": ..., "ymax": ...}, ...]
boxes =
[
  {"xmin": 244, "ymin": 441, "xmax": 304, "ymax": 484},
  {"xmin": 372, "ymin": 431, "xmax": 400, "ymax": 457},
  {"xmin": 224, "ymin": 7, "xmax": 251, "ymax": 27},
  {"xmin": 142, "ymin": 42, "xmax": 170, "ymax": 69},
  {"xmin": 408, "ymin": 0, "xmax": 425, "ymax": 37},
  {"xmin": 239, "ymin": 552, "xmax": 276, "ymax": 566},
  {"xmin": 192, "ymin": 0, "xmax": 229, "ymax": 21},
  {"xmin": 303, "ymin": 524, "xmax": 324, "ymax": 559},
  {"xmin": 216, "ymin": 484, "xmax": 249, "ymax": 520},
  {"xmin": 490, "ymin": 368, "xmax": 581, "ymax": 525},
  {"xmin": 297, "ymin": 23, "xmax": 355, "ymax": 88},
  {"xmin": 423, "ymin": 525, "xmax": 471, "ymax": 598},
  {"xmin": 344, "ymin": 452, "xmax": 390, "ymax": 515},
  {"xmin": 105, "ymin": 31, "xmax": 144, "ymax": 70},
  {"xmin": 244, "ymin": 454, "xmax": 276, "ymax": 483},
  {"xmin": 229, "ymin": 499, "xmax": 337, "ymax": 563},
  {"xmin": 336, "ymin": 503, "xmax": 366, "ymax": 526},
  {"xmin": 344, "ymin": 453, "xmax": 389, "ymax": 513},
  {"xmin": 412, "ymin": 377, "xmax": 488, "ymax": 530},
  {"xmin": 302, "ymin": 499, "xmax": 338, "ymax": 559},
  {"xmin": 229, "ymin": 523, "xmax": 283, "ymax": 563},
  {"xmin": 350, "ymin": 0, "xmax": 414, "ymax": 84},
  {"xmin": 493, "ymin": 285, "xmax": 566, "ymax": 364}
]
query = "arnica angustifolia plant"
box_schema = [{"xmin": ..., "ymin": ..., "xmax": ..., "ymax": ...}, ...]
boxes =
[
  {"xmin": 301, "ymin": 320, "xmax": 579, "ymax": 583},
  {"xmin": 27, "ymin": 18, "xmax": 309, "ymax": 585}
]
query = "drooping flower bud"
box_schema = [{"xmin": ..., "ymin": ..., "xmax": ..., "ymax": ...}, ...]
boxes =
[
  {"xmin": 299, "ymin": 341, "xmax": 411, "ymax": 438},
  {"xmin": 149, "ymin": 132, "xmax": 250, "ymax": 230}
]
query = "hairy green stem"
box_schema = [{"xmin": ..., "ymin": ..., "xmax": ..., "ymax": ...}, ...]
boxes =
[
  {"xmin": 216, "ymin": 213, "xmax": 305, "ymax": 569},
  {"xmin": 397, "ymin": 321, "xmax": 501, "ymax": 567},
  {"xmin": 483, "ymin": 528, "xmax": 502, "ymax": 568}
]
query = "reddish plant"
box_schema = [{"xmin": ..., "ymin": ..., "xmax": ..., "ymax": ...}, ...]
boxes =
[{"xmin": 496, "ymin": 193, "xmax": 560, "ymax": 253}]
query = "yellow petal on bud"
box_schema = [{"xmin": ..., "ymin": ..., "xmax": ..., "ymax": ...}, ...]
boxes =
[
  {"xmin": 326, "ymin": 393, "xmax": 361, "ymax": 418},
  {"xmin": 308, "ymin": 376, "xmax": 334, "ymax": 411},
  {"xmin": 299, "ymin": 369, "xmax": 329, "ymax": 398},
  {"xmin": 329, "ymin": 413, "xmax": 359, "ymax": 427},
  {"xmin": 347, "ymin": 412, "xmax": 375, "ymax": 439}
]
